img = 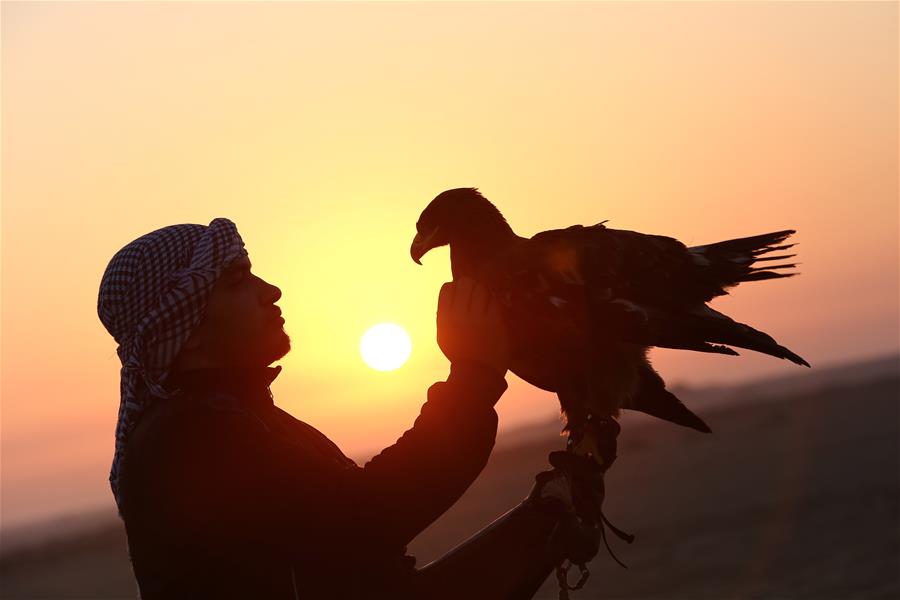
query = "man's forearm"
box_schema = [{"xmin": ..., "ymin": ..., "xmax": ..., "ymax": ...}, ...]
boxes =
[
  {"xmin": 356, "ymin": 361, "xmax": 508, "ymax": 548},
  {"xmin": 412, "ymin": 500, "xmax": 562, "ymax": 600}
]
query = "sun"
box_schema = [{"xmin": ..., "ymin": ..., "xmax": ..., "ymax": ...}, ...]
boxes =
[{"xmin": 360, "ymin": 323, "xmax": 412, "ymax": 371}]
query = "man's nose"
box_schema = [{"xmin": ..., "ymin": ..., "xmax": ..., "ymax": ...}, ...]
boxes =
[{"xmin": 261, "ymin": 279, "xmax": 281, "ymax": 304}]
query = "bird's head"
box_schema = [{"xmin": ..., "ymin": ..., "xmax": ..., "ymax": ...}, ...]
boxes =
[{"xmin": 411, "ymin": 187, "xmax": 514, "ymax": 265}]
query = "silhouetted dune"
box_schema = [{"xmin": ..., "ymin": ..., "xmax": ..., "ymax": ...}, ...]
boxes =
[{"xmin": 2, "ymin": 356, "xmax": 898, "ymax": 599}]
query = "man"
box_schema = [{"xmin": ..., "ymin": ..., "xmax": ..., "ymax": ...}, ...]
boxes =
[{"xmin": 97, "ymin": 218, "xmax": 612, "ymax": 599}]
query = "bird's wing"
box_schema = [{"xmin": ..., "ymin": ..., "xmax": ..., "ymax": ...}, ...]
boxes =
[
  {"xmin": 493, "ymin": 224, "xmax": 808, "ymax": 366},
  {"xmin": 494, "ymin": 224, "xmax": 691, "ymax": 344},
  {"xmin": 487, "ymin": 233, "xmax": 593, "ymax": 349},
  {"xmin": 533, "ymin": 224, "xmax": 800, "ymax": 306}
]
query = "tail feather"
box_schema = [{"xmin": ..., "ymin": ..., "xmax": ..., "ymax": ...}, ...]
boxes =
[
  {"xmin": 753, "ymin": 243, "xmax": 795, "ymax": 255},
  {"xmin": 740, "ymin": 271, "xmax": 798, "ymax": 282},
  {"xmin": 688, "ymin": 230, "xmax": 800, "ymax": 300},
  {"xmin": 750, "ymin": 263, "xmax": 798, "ymax": 271},
  {"xmin": 752, "ymin": 254, "xmax": 797, "ymax": 262},
  {"xmin": 627, "ymin": 364, "xmax": 711, "ymax": 433},
  {"xmin": 652, "ymin": 339, "xmax": 741, "ymax": 357},
  {"xmin": 696, "ymin": 229, "xmax": 795, "ymax": 254},
  {"xmin": 697, "ymin": 306, "xmax": 811, "ymax": 367}
]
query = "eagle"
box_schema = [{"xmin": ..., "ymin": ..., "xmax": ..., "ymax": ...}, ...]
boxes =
[{"xmin": 411, "ymin": 188, "xmax": 810, "ymax": 464}]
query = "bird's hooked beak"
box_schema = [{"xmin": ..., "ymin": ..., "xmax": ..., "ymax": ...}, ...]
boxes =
[{"xmin": 410, "ymin": 227, "xmax": 440, "ymax": 265}]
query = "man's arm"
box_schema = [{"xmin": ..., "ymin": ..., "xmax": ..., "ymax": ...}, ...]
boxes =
[
  {"xmin": 168, "ymin": 279, "xmax": 510, "ymax": 555},
  {"xmin": 328, "ymin": 278, "xmax": 511, "ymax": 550},
  {"xmin": 350, "ymin": 357, "xmax": 507, "ymax": 550}
]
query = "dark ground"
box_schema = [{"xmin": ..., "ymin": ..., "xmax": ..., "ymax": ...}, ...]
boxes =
[{"xmin": 1, "ymin": 365, "xmax": 898, "ymax": 599}]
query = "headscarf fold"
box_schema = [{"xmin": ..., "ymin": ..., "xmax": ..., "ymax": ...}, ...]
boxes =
[{"xmin": 97, "ymin": 218, "xmax": 248, "ymax": 512}]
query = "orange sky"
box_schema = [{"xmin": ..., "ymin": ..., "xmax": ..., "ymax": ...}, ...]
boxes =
[{"xmin": 2, "ymin": 2, "xmax": 897, "ymax": 529}]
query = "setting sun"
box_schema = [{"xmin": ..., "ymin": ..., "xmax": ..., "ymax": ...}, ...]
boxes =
[{"xmin": 360, "ymin": 323, "xmax": 413, "ymax": 371}]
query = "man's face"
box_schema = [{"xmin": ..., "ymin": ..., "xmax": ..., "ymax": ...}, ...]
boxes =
[{"xmin": 183, "ymin": 255, "xmax": 291, "ymax": 368}]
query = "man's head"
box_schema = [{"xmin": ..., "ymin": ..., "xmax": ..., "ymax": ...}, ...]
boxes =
[
  {"xmin": 173, "ymin": 253, "xmax": 290, "ymax": 371},
  {"xmin": 97, "ymin": 218, "xmax": 290, "ymax": 380}
]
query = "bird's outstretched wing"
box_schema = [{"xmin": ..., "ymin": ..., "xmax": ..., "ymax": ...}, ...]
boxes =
[
  {"xmin": 489, "ymin": 223, "xmax": 809, "ymax": 367},
  {"xmin": 491, "ymin": 223, "xmax": 690, "ymax": 342}
]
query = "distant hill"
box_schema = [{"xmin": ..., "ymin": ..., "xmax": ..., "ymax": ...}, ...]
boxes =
[{"xmin": 667, "ymin": 352, "xmax": 899, "ymax": 411}]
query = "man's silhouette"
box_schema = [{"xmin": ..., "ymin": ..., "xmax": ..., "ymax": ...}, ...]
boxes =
[{"xmin": 97, "ymin": 219, "xmax": 604, "ymax": 599}]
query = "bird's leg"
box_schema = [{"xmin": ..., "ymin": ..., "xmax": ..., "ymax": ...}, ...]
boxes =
[
  {"xmin": 575, "ymin": 414, "xmax": 620, "ymax": 472},
  {"xmin": 550, "ymin": 378, "xmax": 632, "ymax": 600},
  {"xmin": 568, "ymin": 374, "xmax": 619, "ymax": 471},
  {"xmin": 557, "ymin": 380, "xmax": 588, "ymax": 450}
]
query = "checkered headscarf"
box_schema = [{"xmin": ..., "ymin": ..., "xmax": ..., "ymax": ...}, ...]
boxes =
[{"xmin": 97, "ymin": 218, "xmax": 248, "ymax": 513}]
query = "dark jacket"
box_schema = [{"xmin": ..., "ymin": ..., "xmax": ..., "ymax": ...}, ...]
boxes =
[{"xmin": 119, "ymin": 361, "xmax": 507, "ymax": 599}]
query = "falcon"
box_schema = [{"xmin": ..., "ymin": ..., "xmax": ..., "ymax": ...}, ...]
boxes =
[{"xmin": 410, "ymin": 188, "xmax": 810, "ymax": 462}]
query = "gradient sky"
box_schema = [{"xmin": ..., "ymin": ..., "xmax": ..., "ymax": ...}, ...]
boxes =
[{"xmin": 2, "ymin": 2, "xmax": 897, "ymax": 529}]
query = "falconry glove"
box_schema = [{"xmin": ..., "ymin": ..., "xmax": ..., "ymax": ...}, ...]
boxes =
[{"xmin": 525, "ymin": 417, "xmax": 634, "ymax": 598}]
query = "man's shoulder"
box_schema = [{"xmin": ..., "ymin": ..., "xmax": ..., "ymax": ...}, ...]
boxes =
[
  {"xmin": 269, "ymin": 406, "xmax": 357, "ymax": 466},
  {"xmin": 130, "ymin": 389, "xmax": 266, "ymax": 455},
  {"xmin": 122, "ymin": 390, "xmax": 278, "ymax": 506}
]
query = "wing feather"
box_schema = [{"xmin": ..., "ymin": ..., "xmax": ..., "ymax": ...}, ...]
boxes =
[{"xmin": 494, "ymin": 224, "xmax": 807, "ymax": 366}]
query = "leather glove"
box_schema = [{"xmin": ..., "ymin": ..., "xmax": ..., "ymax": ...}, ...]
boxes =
[
  {"xmin": 528, "ymin": 417, "xmax": 620, "ymax": 522},
  {"xmin": 526, "ymin": 452, "xmax": 604, "ymax": 565},
  {"xmin": 525, "ymin": 417, "xmax": 633, "ymax": 568},
  {"xmin": 436, "ymin": 277, "xmax": 509, "ymax": 377}
]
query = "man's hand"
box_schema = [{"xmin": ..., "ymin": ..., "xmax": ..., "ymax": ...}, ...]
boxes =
[
  {"xmin": 528, "ymin": 417, "xmax": 622, "ymax": 525},
  {"xmin": 436, "ymin": 277, "xmax": 509, "ymax": 377},
  {"xmin": 528, "ymin": 452, "xmax": 605, "ymax": 518}
]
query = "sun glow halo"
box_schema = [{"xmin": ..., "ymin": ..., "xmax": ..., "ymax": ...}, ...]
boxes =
[{"xmin": 360, "ymin": 323, "xmax": 412, "ymax": 371}]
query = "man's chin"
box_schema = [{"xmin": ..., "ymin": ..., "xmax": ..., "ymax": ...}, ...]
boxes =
[
  {"xmin": 243, "ymin": 330, "xmax": 291, "ymax": 367},
  {"xmin": 269, "ymin": 331, "xmax": 291, "ymax": 363}
]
